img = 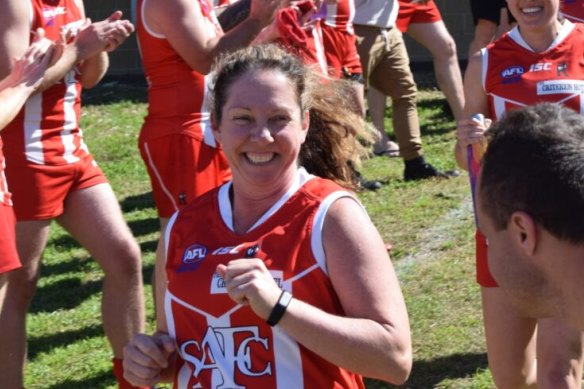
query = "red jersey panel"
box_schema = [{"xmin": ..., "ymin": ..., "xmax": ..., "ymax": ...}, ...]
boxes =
[
  {"xmin": 137, "ymin": 0, "xmax": 222, "ymax": 146},
  {"xmin": 164, "ymin": 169, "xmax": 365, "ymax": 388},
  {"xmin": 3, "ymin": 0, "xmax": 87, "ymax": 166},
  {"xmin": 561, "ymin": 0, "xmax": 584, "ymax": 22},
  {"xmin": 483, "ymin": 21, "xmax": 584, "ymax": 120}
]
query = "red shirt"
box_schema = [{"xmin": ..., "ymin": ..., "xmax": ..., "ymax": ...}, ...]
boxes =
[{"xmin": 165, "ymin": 169, "xmax": 365, "ymax": 388}]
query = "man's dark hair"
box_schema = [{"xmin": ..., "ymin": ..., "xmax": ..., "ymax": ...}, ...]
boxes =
[{"xmin": 479, "ymin": 103, "xmax": 584, "ymax": 243}]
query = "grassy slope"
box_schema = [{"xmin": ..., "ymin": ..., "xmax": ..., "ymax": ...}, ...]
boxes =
[{"xmin": 23, "ymin": 84, "xmax": 494, "ymax": 388}]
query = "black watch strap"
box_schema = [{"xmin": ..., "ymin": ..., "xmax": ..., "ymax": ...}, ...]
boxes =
[{"xmin": 266, "ymin": 290, "xmax": 293, "ymax": 327}]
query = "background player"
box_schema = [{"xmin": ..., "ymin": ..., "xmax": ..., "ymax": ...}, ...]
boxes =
[
  {"xmin": 0, "ymin": 1, "xmax": 146, "ymax": 388},
  {"xmin": 456, "ymin": 0, "xmax": 584, "ymax": 386}
]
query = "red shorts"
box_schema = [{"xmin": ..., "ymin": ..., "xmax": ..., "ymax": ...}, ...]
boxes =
[
  {"xmin": 139, "ymin": 134, "xmax": 231, "ymax": 218},
  {"xmin": 476, "ymin": 230, "xmax": 498, "ymax": 287},
  {"xmin": 321, "ymin": 24, "xmax": 363, "ymax": 79},
  {"xmin": 0, "ymin": 204, "xmax": 20, "ymax": 274},
  {"xmin": 5, "ymin": 154, "xmax": 107, "ymax": 220},
  {"xmin": 396, "ymin": 0, "xmax": 442, "ymax": 33}
]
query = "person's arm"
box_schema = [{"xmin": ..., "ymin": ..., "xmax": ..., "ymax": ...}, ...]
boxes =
[
  {"xmin": 75, "ymin": 1, "xmax": 134, "ymax": 89},
  {"xmin": 280, "ymin": 197, "xmax": 412, "ymax": 384},
  {"xmin": 454, "ymin": 50, "xmax": 490, "ymax": 170},
  {"xmin": 217, "ymin": 197, "xmax": 412, "ymax": 385},
  {"xmin": 123, "ymin": 222, "xmax": 176, "ymax": 387},
  {"xmin": 0, "ymin": 0, "xmax": 31, "ymax": 80},
  {"xmin": 145, "ymin": 0, "xmax": 282, "ymax": 74},
  {"xmin": 0, "ymin": 30, "xmax": 53, "ymax": 130}
]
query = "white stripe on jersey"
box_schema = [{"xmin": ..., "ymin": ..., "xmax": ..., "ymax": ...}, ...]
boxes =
[
  {"xmin": 62, "ymin": 70, "xmax": 81, "ymax": 163},
  {"xmin": 272, "ymin": 325, "xmax": 304, "ymax": 387},
  {"xmin": 23, "ymin": 93, "xmax": 45, "ymax": 164}
]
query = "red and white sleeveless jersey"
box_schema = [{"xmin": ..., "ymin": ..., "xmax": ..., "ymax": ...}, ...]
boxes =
[
  {"xmin": 164, "ymin": 169, "xmax": 365, "ymax": 389},
  {"xmin": 321, "ymin": 0, "xmax": 355, "ymax": 34},
  {"xmin": 561, "ymin": 0, "xmax": 584, "ymax": 23},
  {"xmin": 0, "ymin": 140, "xmax": 12, "ymax": 206},
  {"xmin": 137, "ymin": 0, "xmax": 222, "ymax": 146},
  {"xmin": 482, "ymin": 21, "xmax": 584, "ymax": 120},
  {"xmin": 2, "ymin": 0, "xmax": 88, "ymax": 166}
]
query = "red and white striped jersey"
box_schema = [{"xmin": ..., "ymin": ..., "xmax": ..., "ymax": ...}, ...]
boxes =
[
  {"xmin": 321, "ymin": 0, "xmax": 355, "ymax": 34},
  {"xmin": 136, "ymin": 0, "xmax": 222, "ymax": 146},
  {"xmin": 482, "ymin": 21, "xmax": 584, "ymax": 120},
  {"xmin": 561, "ymin": 0, "xmax": 584, "ymax": 23},
  {"xmin": 164, "ymin": 169, "xmax": 365, "ymax": 388},
  {"xmin": 2, "ymin": 0, "xmax": 88, "ymax": 166},
  {"xmin": 0, "ymin": 140, "xmax": 11, "ymax": 206}
]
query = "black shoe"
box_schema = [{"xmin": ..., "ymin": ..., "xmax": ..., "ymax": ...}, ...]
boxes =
[
  {"xmin": 358, "ymin": 176, "xmax": 383, "ymax": 190},
  {"xmin": 352, "ymin": 168, "xmax": 383, "ymax": 190},
  {"xmin": 404, "ymin": 156, "xmax": 459, "ymax": 181}
]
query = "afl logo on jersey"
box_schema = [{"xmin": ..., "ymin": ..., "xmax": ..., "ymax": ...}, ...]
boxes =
[
  {"xmin": 179, "ymin": 244, "xmax": 208, "ymax": 273},
  {"xmin": 501, "ymin": 65, "xmax": 524, "ymax": 83}
]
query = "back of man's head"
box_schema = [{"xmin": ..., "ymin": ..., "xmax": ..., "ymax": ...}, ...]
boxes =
[{"xmin": 479, "ymin": 102, "xmax": 584, "ymax": 243}]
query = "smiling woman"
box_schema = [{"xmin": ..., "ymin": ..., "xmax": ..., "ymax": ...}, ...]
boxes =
[{"xmin": 123, "ymin": 44, "xmax": 413, "ymax": 389}]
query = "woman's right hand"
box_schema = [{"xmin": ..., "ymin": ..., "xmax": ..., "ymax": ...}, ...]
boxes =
[
  {"xmin": 123, "ymin": 332, "xmax": 176, "ymax": 387},
  {"xmin": 456, "ymin": 115, "xmax": 491, "ymax": 148}
]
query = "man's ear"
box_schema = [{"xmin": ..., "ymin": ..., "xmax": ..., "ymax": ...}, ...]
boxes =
[{"xmin": 509, "ymin": 211, "xmax": 538, "ymax": 255}]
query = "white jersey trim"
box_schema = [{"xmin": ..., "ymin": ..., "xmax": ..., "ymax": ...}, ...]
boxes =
[
  {"xmin": 480, "ymin": 47, "xmax": 488, "ymax": 94},
  {"xmin": 140, "ymin": 0, "xmax": 166, "ymax": 39},
  {"xmin": 311, "ymin": 190, "xmax": 363, "ymax": 276},
  {"xmin": 508, "ymin": 20, "xmax": 575, "ymax": 53},
  {"xmin": 218, "ymin": 167, "xmax": 314, "ymax": 233}
]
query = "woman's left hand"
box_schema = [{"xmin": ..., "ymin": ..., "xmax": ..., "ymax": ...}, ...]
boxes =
[{"xmin": 216, "ymin": 258, "xmax": 283, "ymax": 320}]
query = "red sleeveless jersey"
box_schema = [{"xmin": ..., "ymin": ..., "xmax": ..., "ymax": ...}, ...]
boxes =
[
  {"xmin": 164, "ymin": 169, "xmax": 365, "ymax": 388},
  {"xmin": 561, "ymin": 0, "xmax": 584, "ymax": 22},
  {"xmin": 137, "ymin": 0, "xmax": 222, "ymax": 146},
  {"xmin": 2, "ymin": 0, "xmax": 87, "ymax": 166},
  {"xmin": 483, "ymin": 21, "xmax": 584, "ymax": 120}
]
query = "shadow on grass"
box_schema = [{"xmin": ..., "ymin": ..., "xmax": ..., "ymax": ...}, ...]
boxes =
[
  {"xmin": 82, "ymin": 80, "xmax": 147, "ymax": 106},
  {"xmin": 120, "ymin": 191, "xmax": 155, "ymax": 213},
  {"xmin": 45, "ymin": 371, "xmax": 115, "ymax": 389},
  {"xmin": 366, "ymin": 352, "xmax": 488, "ymax": 388},
  {"xmin": 128, "ymin": 218, "xmax": 159, "ymax": 239},
  {"xmin": 32, "ymin": 261, "xmax": 155, "ymax": 313},
  {"xmin": 30, "ymin": 278, "xmax": 102, "ymax": 313},
  {"xmin": 28, "ymin": 324, "xmax": 103, "ymax": 360}
]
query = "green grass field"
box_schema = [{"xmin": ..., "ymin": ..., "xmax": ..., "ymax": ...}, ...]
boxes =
[{"xmin": 21, "ymin": 82, "xmax": 495, "ymax": 388}]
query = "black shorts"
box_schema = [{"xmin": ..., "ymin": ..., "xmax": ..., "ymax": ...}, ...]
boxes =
[{"xmin": 469, "ymin": 0, "xmax": 515, "ymax": 25}]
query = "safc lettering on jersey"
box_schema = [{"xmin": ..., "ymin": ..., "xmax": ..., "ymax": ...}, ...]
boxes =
[{"xmin": 180, "ymin": 326, "xmax": 272, "ymax": 386}]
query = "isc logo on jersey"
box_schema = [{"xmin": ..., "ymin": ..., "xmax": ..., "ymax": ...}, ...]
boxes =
[
  {"xmin": 179, "ymin": 244, "xmax": 208, "ymax": 273},
  {"xmin": 501, "ymin": 65, "xmax": 525, "ymax": 83},
  {"xmin": 529, "ymin": 63, "xmax": 552, "ymax": 72}
]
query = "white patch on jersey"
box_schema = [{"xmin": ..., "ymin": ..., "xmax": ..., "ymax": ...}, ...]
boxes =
[
  {"xmin": 210, "ymin": 270, "xmax": 283, "ymax": 294},
  {"xmin": 537, "ymin": 79, "xmax": 584, "ymax": 95}
]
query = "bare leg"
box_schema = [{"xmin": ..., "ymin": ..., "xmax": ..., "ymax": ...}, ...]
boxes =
[
  {"xmin": 0, "ymin": 220, "xmax": 51, "ymax": 388},
  {"xmin": 481, "ymin": 286, "xmax": 538, "ymax": 389},
  {"xmin": 57, "ymin": 183, "xmax": 145, "ymax": 358},
  {"xmin": 406, "ymin": 21, "xmax": 465, "ymax": 121},
  {"xmin": 367, "ymin": 87, "xmax": 399, "ymax": 155}
]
